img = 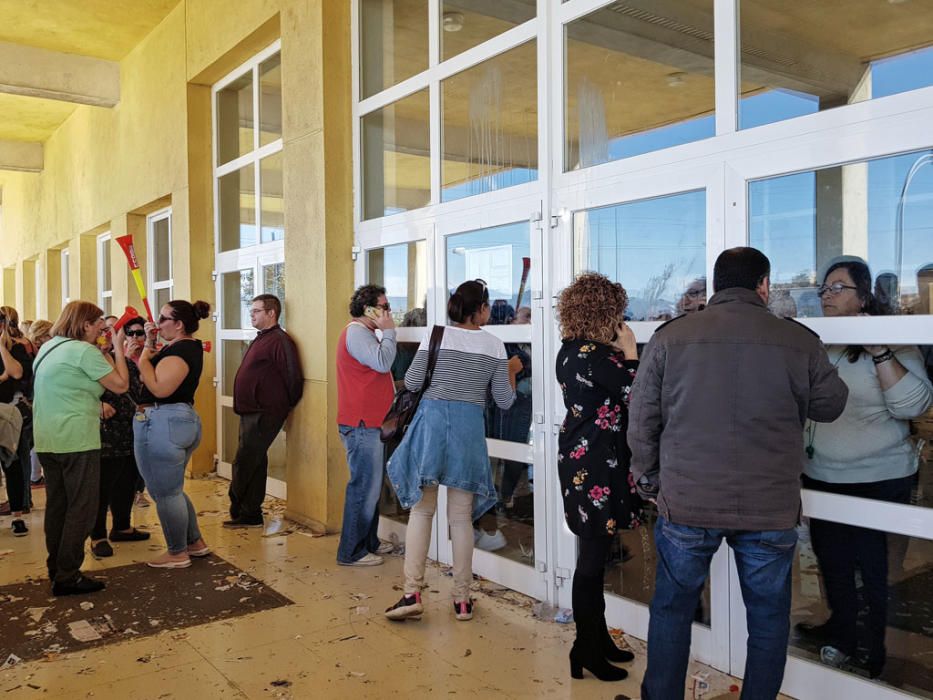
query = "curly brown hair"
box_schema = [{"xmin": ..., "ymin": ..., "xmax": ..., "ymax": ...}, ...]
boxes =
[{"xmin": 557, "ymin": 272, "xmax": 629, "ymax": 344}]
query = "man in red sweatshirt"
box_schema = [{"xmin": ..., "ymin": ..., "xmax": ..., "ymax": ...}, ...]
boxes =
[{"xmin": 225, "ymin": 294, "xmax": 303, "ymax": 528}]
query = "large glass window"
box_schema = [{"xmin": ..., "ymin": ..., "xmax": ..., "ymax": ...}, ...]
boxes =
[
  {"xmin": 440, "ymin": 1, "xmax": 535, "ymax": 61},
  {"xmin": 367, "ymin": 241, "xmax": 427, "ymax": 327},
  {"xmin": 260, "ymin": 152, "xmax": 284, "ymax": 244},
  {"xmin": 442, "ymin": 42, "xmax": 537, "ymax": 202},
  {"xmin": 362, "ymin": 89, "xmax": 430, "ymax": 219},
  {"xmin": 219, "ymin": 165, "xmax": 257, "ymax": 251},
  {"xmin": 60, "ymin": 248, "xmax": 70, "ymax": 306},
  {"xmin": 259, "ymin": 54, "xmax": 282, "ymax": 147},
  {"xmin": 360, "ymin": 0, "xmax": 429, "ymax": 99},
  {"xmin": 216, "ymin": 72, "xmax": 254, "ymax": 165},
  {"xmin": 750, "ymin": 150, "xmax": 933, "ymax": 317},
  {"xmin": 739, "ymin": 1, "xmax": 933, "ymax": 130},
  {"xmin": 97, "ymin": 233, "xmax": 112, "ymax": 316},
  {"xmin": 221, "ymin": 269, "xmax": 255, "ymax": 330},
  {"xmin": 573, "ymin": 190, "xmax": 707, "ymax": 321},
  {"xmin": 147, "ymin": 210, "xmax": 173, "ymax": 311},
  {"xmin": 564, "ymin": 1, "xmax": 715, "ymax": 171}
]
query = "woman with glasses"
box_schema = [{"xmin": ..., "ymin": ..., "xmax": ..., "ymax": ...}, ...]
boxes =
[
  {"xmin": 33, "ymin": 302, "xmax": 129, "ymax": 595},
  {"xmin": 385, "ymin": 279, "xmax": 521, "ymax": 622},
  {"xmin": 90, "ymin": 316, "xmax": 151, "ymax": 559},
  {"xmin": 798, "ymin": 258, "xmax": 932, "ymax": 677},
  {"xmin": 135, "ymin": 301, "xmax": 212, "ymax": 569}
]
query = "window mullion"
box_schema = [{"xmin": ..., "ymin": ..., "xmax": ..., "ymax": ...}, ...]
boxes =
[{"xmin": 714, "ymin": 0, "xmax": 739, "ymax": 135}]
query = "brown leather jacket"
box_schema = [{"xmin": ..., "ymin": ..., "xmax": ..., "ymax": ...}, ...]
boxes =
[{"xmin": 627, "ymin": 287, "xmax": 849, "ymax": 531}]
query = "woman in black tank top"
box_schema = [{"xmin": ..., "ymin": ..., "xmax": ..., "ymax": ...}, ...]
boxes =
[{"xmin": 134, "ymin": 299, "xmax": 211, "ymax": 569}]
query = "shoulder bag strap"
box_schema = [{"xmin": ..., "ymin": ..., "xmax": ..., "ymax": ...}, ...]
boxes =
[
  {"xmin": 31, "ymin": 338, "xmax": 77, "ymax": 376},
  {"xmin": 420, "ymin": 325, "xmax": 445, "ymax": 393}
]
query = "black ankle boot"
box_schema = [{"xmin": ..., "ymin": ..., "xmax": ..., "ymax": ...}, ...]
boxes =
[
  {"xmin": 569, "ymin": 572, "xmax": 628, "ymax": 681},
  {"xmin": 569, "ymin": 636, "xmax": 629, "ymax": 680},
  {"xmin": 598, "ymin": 617, "xmax": 635, "ymax": 663}
]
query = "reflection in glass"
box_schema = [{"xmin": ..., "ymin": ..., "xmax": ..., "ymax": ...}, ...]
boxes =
[
  {"xmin": 564, "ymin": 1, "xmax": 715, "ymax": 170},
  {"xmin": 442, "ymin": 42, "xmax": 537, "ymax": 201},
  {"xmin": 262, "ymin": 263, "xmax": 285, "ymax": 327},
  {"xmin": 222, "ymin": 406, "xmax": 239, "ymax": 463},
  {"xmin": 260, "ymin": 152, "xmax": 284, "ymax": 243},
  {"xmin": 440, "ymin": 0, "xmax": 535, "ymax": 61},
  {"xmin": 360, "ymin": 0, "xmax": 428, "ymax": 99},
  {"xmin": 222, "ymin": 339, "xmax": 250, "ymax": 396},
  {"xmin": 367, "ymin": 241, "xmax": 427, "ymax": 326},
  {"xmin": 268, "ymin": 428, "xmax": 286, "ymax": 483},
  {"xmin": 739, "ymin": 1, "xmax": 933, "ymax": 130},
  {"xmin": 791, "ymin": 528, "xmax": 933, "ymax": 695},
  {"xmin": 219, "ymin": 165, "xmax": 256, "ymax": 252},
  {"xmin": 152, "ymin": 217, "xmax": 171, "ymax": 283},
  {"xmin": 100, "ymin": 241, "xmax": 111, "ymax": 293},
  {"xmin": 221, "ymin": 269, "xmax": 254, "ymax": 329},
  {"xmin": 216, "ymin": 71, "xmax": 254, "ymax": 164},
  {"xmin": 101, "ymin": 297, "xmax": 112, "ymax": 316},
  {"xmin": 607, "ymin": 507, "xmax": 713, "ymax": 627},
  {"xmin": 750, "ymin": 150, "xmax": 933, "ymax": 317},
  {"xmin": 382, "ymin": 339, "xmax": 422, "ymax": 524},
  {"xmin": 362, "ymin": 89, "xmax": 430, "ymax": 219},
  {"xmin": 471, "ymin": 456, "xmax": 534, "ymax": 567},
  {"xmin": 259, "ymin": 54, "xmax": 282, "ymax": 146},
  {"xmin": 446, "ymin": 222, "xmax": 532, "ymax": 320},
  {"xmin": 573, "ymin": 190, "xmax": 706, "ymax": 321},
  {"xmin": 154, "ymin": 287, "xmax": 171, "ymax": 316}
]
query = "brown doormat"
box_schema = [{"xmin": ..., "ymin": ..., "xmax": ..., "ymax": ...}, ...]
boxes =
[{"xmin": 0, "ymin": 555, "xmax": 292, "ymax": 664}]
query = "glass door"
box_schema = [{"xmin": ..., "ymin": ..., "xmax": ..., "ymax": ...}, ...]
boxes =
[
  {"xmin": 435, "ymin": 193, "xmax": 549, "ymax": 600},
  {"xmin": 551, "ymin": 163, "xmax": 730, "ymax": 669},
  {"xmin": 726, "ymin": 144, "xmax": 933, "ymax": 700}
]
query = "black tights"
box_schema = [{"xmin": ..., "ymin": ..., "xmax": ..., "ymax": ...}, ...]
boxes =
[{"xmin": 576, "ymin": 536, "xmax": 611, "ymax": 577}]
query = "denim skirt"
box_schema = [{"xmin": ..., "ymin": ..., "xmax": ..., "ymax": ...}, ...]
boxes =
[{"xmin": 387, "ymin": 398, "xmax": 496, "ymax": 521}]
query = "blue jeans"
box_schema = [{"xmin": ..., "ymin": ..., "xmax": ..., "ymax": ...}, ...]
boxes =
[
  {"xmin": 336, "ymin": 424, "xmax": 383, "ymax": 563},
  {"xmin": 643, "ymin": 516, "xmax": 797, "ymax": 700},
  {"xmin": 134, "ymin": 404, "xmax": 203, "ymax": 555}
]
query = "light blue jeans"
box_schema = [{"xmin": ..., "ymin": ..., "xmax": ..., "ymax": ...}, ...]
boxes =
[
  {"xmin": 336, "ymin": 424, "xmax": 384, "ymax": 563},
  {"xmin": 133, "ymin": 403, "xmax": 203, "ymax": 555}
]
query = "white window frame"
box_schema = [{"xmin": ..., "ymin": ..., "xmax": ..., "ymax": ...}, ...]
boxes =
[
  {"xmin": 96, "ymin": 232, "xmax": 112, "ymax": 313},
  {"xmin": 60, "ymin": 248, "xmax": 70, "ymax": 307},
  {"xmin": 147, "ymin": 208, "xmax": 173, "ymax": 308}
]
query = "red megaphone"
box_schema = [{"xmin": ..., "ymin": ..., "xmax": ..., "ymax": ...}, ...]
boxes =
[
  {"xmin": 202, "ymin": 341, "xmax": 212, "ymax": 353},
  {"xmin": 113, "ymin": 306, "xmax": 141, "ymax": 331}
]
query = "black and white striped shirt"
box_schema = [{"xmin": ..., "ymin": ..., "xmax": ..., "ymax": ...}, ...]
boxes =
[{"xmin": 404, "ymin": 326, "xmax": 516, "ymax": 409}]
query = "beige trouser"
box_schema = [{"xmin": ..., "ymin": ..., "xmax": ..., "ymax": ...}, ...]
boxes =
[{"xmin": 403, "ymin": 485, "xmax": 474, "ymax": 602}]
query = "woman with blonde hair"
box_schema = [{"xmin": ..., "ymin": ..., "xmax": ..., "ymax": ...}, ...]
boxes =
[
  {"xmin": 24, "ymin": 320, "xmax": 52, "ymax": 486},
  {"xmin": 555, "ymin": 272, "xmax": 642, "ymax": 681},
  {"xmin": 0, "ymin": 305, "xmax": 36, "ymax": 534},
  {"xmin": 33, "ymin": 301, "xmax": 129, "ymax": 596}
]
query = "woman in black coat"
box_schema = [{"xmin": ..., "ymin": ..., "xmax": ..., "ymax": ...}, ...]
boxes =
[{"xmin": 555, "ymin": 272, "xmax": 644, "ymax": 682}]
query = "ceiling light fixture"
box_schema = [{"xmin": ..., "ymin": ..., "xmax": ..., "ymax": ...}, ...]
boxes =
[{"xmin": 443, "ymin": 12, "xmax": 464, "ymax": 32}]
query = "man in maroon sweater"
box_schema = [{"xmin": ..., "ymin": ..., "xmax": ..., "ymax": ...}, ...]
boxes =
[{"xmin": 224, "ymin": 295, "xmax": 303, "ymax": 528}]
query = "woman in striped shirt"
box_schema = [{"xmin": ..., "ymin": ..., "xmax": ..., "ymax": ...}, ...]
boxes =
[{"xmin": 385, "ymin": 279, "xmax": 521, "ymax": 622}]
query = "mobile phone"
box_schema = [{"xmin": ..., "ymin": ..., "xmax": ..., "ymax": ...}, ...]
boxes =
[{"xmin": 363, "ymin": 305, "xmax": 382, "ymax": 320}]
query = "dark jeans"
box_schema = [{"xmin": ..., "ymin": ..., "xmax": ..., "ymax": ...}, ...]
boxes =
[
  {"xmin": 39, "ymin": 450, "xmax": 100, "ymax": 584},
  {"xmin": 803, "ymin": 474, "xmax": 912, "ymax": 664},
  {"xmin": 92, "ymin": 454, "xmax": 139, "ymax": 539},
  {"xmin": 229, "ymin": 412, "xmax": 285, "ymax": 522},
  {"xmin": 2, "ymin": 450, "xmax": 25, "ymax": 512},
  {"xmin": 643, "ymin": 516, "xmax": 797, "ymax": 700}
]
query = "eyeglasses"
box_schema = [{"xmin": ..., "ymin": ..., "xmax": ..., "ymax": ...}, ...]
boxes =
[
  {"xmin": 158, "ymin": 314, "xmax": 174, "ymax": 324},
  {"xmin": 817, "ymin": 282, "xmax": 858, "ymax": 297},
  {"xmin": 125, "ymin": 329, "xmax": 146, "ymax": 337},
  {"xmin": 249, "ymin": 307, "xmax": 269, "ymax": 315}
]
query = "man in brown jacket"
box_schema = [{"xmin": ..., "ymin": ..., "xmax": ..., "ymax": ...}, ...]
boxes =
[{"xmin": 628, "ymin": 247, "xmax": 848, "ymax": 700}]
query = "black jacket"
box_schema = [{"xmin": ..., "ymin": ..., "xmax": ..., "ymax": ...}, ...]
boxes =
[
  {"xmin": 233, "ymin": 326, "xmax": 303, "ymax": 419},
  {"xmin": 627, "ymin": 287, "xmax": 849, "ymax": 531}
]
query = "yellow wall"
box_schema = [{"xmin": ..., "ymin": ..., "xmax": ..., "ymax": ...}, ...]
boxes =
[{"xmin": 0, "ymin": 1, "xmax": 355, "ymax": 530}]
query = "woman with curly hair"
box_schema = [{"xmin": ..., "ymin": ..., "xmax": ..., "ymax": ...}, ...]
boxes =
[{"xmin": 556, "ymin": 272, "xmax": 642, "ymax": 682}]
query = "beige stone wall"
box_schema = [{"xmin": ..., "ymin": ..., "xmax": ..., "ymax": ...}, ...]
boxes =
[{"xmin": 0, "ymin": 1, "xmax": 354, "ymax": 529}]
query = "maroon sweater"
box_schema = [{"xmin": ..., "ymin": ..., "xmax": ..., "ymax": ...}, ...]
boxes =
[{"xmin": 233, "ymin": 325, "xmax": 303, "ymax": 419}]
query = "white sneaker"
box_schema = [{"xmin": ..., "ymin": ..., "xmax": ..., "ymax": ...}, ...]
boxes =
[
  {"xmin": 474, "ymin": 529, "xmax": 507, "ymax": 552},
  {"xmin": 339, "ymin": 553, "xmax": 384, "ymax": 567},
  {"xmin": 375, "ymin": 540, "xmax": 395, "ymax": 555}
]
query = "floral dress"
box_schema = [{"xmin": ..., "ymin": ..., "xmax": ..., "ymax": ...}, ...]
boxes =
[{"xmin": 556, "ymin": 338, "xmax": 642, "ymax": 539}]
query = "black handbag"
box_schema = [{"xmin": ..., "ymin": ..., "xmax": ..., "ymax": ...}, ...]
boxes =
[{"xmin": 380, "ymin": 325, "xmax": 444, "ymax": 450}]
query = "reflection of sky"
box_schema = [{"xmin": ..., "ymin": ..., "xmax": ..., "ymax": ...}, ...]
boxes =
[
  {"xmin": 446, "ymin": 223, "xmax": 531, "ymax": 307},
  {"xmin": 576, "ymin": 190, "xmax": 706, "ymax": 320},
  {"xmin": 442, "ymin": 167, "xmax": 537, "ymax": 202}
]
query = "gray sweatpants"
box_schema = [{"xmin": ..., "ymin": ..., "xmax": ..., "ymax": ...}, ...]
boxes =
[{"xmin": 38, "ymin": 450, "xmax": 100, "ymax": 584}]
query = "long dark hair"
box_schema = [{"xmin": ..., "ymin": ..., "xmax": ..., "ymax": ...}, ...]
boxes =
[
  {"xmin": 824, "ymin": 260, "xmax": 884, "ymax": 362},
  {"xmin": 448, "ymin": 280, "xmax": 489, "ymax": 324}
]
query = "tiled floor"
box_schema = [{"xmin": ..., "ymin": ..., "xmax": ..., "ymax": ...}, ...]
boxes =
[{"xmin": 1, "ymin": 477, "xmax": 752, "ymax": 699}]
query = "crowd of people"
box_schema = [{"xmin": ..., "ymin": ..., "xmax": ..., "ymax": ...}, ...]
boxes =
[{"xmin": 3, "ymin": 244, "xmax": 930, "ymax": 699}]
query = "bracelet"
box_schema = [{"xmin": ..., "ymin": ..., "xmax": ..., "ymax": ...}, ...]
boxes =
[{"xmin": 871, "ymin": 349, "xmax": 895, "ymax": 365}]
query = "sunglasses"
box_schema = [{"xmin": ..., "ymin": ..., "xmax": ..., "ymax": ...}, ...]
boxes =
[
  {"xmin": 125, "ymin": 329, "xmax": 146, "ymax": 337},
  {"xmin": 158, "ymin": 314, "xmax": 175, "ymax": 324}
]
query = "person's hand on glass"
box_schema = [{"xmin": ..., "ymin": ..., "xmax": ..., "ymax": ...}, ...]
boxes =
[
  {"xmin": 508, "ymin": 355, "xmax": 523, "ymax": 376},
  {"xmin": 611, "ymin": 322, "xmax": 638, "ymax": 361}
]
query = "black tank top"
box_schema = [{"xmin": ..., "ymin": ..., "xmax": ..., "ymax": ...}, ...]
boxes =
[{"xmin": 139, "ymin": 339, "xmax": 203, "ymax": 405}]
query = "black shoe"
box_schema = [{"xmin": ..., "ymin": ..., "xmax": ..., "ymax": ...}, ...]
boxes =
[
  {"xmin": 222, "ymin": 517, "xmax": 263, "ymax": 529},
  {"xmin": 109, "ymin": 528, "xmax": 151, "ymax": 542},
  {"xmin": 569, "ymin": 643, "xmax": 629, "ymax": 681},
  {"xmin": 11, "ymin": 519, "xmax": 28, "ymax": 537},
  {"xmin": 52, "ymin": 574, "xmax": 106, "ymax": 596},
  {"xmin": 598, "ymin": 617, "xmax": 635, "ymax": 663},
  {"xmin": 91, "ymin": 541, "xmax": 114, "ymax": 558}
]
